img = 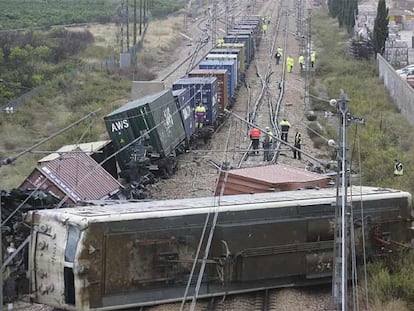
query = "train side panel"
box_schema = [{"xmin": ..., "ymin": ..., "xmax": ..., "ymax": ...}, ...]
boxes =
[
  {"xmin": 198, "ymin": 60, "xmax": 237, "ymax": 99},
  {"xmin": 224, "ymin": 35, "xmax": 252, "ymax": 63},
  {"xmin": 172, "ymin": 88, "xmax": 195, "ymax": 142},
  {"xmin": 219, "ymin": 43, "xmax": 247, "ymax": 69},
  {"xmin": 209, "ymin": 48, "xmax": 245, "ymax": 74},
  {"xmin": 26, "ymin": 188, "xmax": 413, "ymax": 310},
  {"xmin": 172, "ymin": 77, "xmax": 218, "ymax": 125},
  {"xmin": 104, "ymin": 90, "xmax": 186, "ymax": 175},
  {"xmin": 188, "ymin": 69, "xmax": 229, "ymax": 112},
  {"xmin": 206, "ymin": 54, "xmax": 241, "ymax": 83}
]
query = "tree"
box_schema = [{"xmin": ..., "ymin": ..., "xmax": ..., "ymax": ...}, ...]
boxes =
[
  {"xmin": 337, "ymin": 0, "xmax": 357, "ymax": 33},
  {"xmin": 328, "ymin": 0, "xmax": 340, "ymax": 18},
  {"xmin": 372, "ymin": 0, "xmax": 389, "ymax": 56}
]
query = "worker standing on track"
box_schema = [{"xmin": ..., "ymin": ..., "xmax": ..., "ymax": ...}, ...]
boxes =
[
  {"xmin": 293, "ymin": 129, "xmax": 302, "ymax": 160},
  {"xmin": 217, "ymin": 38, "xmax": 224, "ymax": 47},
  {"xmin": 279, "ymin": 119, "xmax": 291, "ymax": 142},
  {"xmin": 298, "ymin": 55, "xmax": 305, "ymax": 71},
  {"xmin": 195, "ymin": 102, "xmax": 207, "ymax": 129},
  {"xmin": 263, "ymin": 127, "xmax": 273, "ymax": 161},
  {"xmin": 262, "ymin": 23, "xmax": 268, "ymax": 35},
  {"xmin": 275, "ymin": 51, "xmax": 281, "ymax": 65},
  {"xmin": 249, "ymin": 127, "xmax": 261, "ymax": 155},
  {"xmin": 311, "ymin": 51, "xmax": 316, "ymax": 68},
  {"xmin": 287, "ymin": 55, "xmax": 294, "ymax": 73},
  {"xmin": 277, "ymin": 46, "xmax": 283, "ymax": 56},
  {"xmin": 394, "ymin": 159, "xmax": 404, "ymax": 176}
]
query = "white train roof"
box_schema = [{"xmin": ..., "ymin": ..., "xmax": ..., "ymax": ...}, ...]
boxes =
[{"xmin": 31, "ymin": 186, "xmax": 410, "ymax": 224}]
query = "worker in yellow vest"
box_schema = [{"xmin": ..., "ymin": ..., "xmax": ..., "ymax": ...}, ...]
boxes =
[
  {"xmin": 195, "ymin": 102, "xmax": 207, "ymax": 128},
  {"xmin": 311, "ymin": 51, "xmax": 316, "ymax": 68},
  {"xmin": 298, "ymin": 55, "xmax": 305, "ymax": 71},
  {"xmin": 394, "ymin": 159, "xmax": 404, "ymax": 176},
  {"xmin": 262, "ymin": 23, "xmax": 268, "ymax": 35},
  {"xmin": 286, "ymin": 55, "xmax": 294, "ymax": 73}
]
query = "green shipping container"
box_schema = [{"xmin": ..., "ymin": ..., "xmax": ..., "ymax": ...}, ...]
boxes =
[{"xmin": 104, "ymin": 90, "xmax": 185, "ymax": 171}]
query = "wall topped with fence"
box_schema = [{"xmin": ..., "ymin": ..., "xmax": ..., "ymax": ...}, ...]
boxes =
[{"xmin": 378, "ymin": 54, "xmax": 414, "ymax": 125}]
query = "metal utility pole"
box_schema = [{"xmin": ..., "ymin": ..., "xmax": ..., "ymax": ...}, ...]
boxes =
[
  {"xmin": 126, "ymin": 0, "xmax": 130, "ymax": 50},
  {"xmin": 143, "ymin": 0, "xmax": 147, "ymax": 26},
  {"xmin": 139, "ymin": 0, "xmax": 142, "ymax": 35},
  {"xmin": 224, "ymin": 0, "xmax": 229, "ymax": 33},
  {"xmin": 332, "ymin": 91, "xmax": 364, "ymax": 311},
  {"xmin": 304, "ymin": 8, "xmax": 312, "ymax": 112},
  {"xmin": 120, "ymin": 0, "xmax": 125, "ymax": 52},
  {"xmin": 211, "ymin": 0, "xmax": 217, "ymax": 47},
  {"xmin": 133, "ymin": 0, "xmax": 137, "ymax": 45},
  {"xmin": 296, "ymin": 0, "xmax": 303, "ymax": 41}
]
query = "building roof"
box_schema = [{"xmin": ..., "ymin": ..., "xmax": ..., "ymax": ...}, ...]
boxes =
[
  {"xmin": 38, "ymin": 140, "xmax": 111, "ymax": 163},
  {"xmin": 215, "ymin": 163, "xmax": 331, "ymax": 196}
]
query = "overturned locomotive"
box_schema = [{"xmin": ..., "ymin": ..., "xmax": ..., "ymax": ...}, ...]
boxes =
[{"xmin": 25, "ymin": 186, "xmax": 412, "ymax": 310}]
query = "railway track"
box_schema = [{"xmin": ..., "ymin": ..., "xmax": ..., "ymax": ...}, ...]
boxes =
[{"xmin": 145, "ymin": 0, "xmax": 336, "ymax": 310}]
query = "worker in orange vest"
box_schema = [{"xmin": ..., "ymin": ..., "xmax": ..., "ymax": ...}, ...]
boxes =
[{"xmin": 249, "ymin": 127, "xmax": 261, "ymax": 155}]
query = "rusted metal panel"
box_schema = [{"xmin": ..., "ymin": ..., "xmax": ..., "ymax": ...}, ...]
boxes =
[
  {"xmin": 215, "ymin": 164, "xmax": 331, "ymax": 195},
  {"xmin": 37, "ymin": 140, "xmax": 118, "ymax": 179},
  {"xmin": 20, "ymin": 147, "xmax": 122, "ymax": 204},
  {"xmin": 20, "ymin": 168, "xmax": 76, "ymax": 205}
]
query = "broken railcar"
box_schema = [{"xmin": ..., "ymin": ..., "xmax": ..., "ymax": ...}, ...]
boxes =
[{"xmin": 25, "ymin": 186, "xmax": 412, "ymax": 310}]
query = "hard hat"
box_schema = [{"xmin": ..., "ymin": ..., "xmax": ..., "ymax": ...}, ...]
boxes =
[{"xmin": 265, "ymin": 126, "xmax": 270, "ymax": 131}]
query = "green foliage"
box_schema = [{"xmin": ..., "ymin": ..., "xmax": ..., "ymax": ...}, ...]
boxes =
[
  {"xmin": 0, "ymin": 29, "xmax": 95, "ymax": 103},
  {"xmin": 328, "ymin": 0, "xmax": 340, "ymax": 18},
  {"xmin": 150, "ymin": 0, "xmax": 186, "ymax": 17},
  {"xmin": 0, "ymin": 70, "xmax": 131, "ymax": 189},
  {"xmin": 312, "ymin": 9, "xmax": 414, "ymax": 194},
  {"xmin": 0, "ymin": 0, "xmax": 118, "ymax": 30},
  {"xmin": 363, "ymin": 253, "xmax": 414, "ymax": 309},
  {"xmin": 372, "ymin": 0, "xmax": 389, "ymax": 55},
  {"xmin": 329, "ymin": 0, "xmax": 357, "ymax": 33}
]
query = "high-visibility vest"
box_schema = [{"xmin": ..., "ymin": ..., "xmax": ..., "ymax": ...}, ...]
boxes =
[
  {"xmin": 277, "ymin": 47, "xmax": 283, "ymax": 56},
  {"xmin": 295, "ymin": 132, "xmax": 301, "ymax": 145},
  {"xmin": 394, "ymin": 162, "xmax": 404, "ymax": 176},
  {"xmin": 280, "ymin": 120, "xmax": 291, "ymax": 131},
  {"xmin": 298, "ymin": 55, "xmax": 304, "ymax": 64},
  {"xmin": 195, "ymin": 105, "xmax": 206, "ymax": 120},
  {"xmin": 266, "ymin": 130, "xmax": 274, "ymax": 142},
  {"xmin": 311, "ymin": 52, "xmax": 316, "ymax": 62}
]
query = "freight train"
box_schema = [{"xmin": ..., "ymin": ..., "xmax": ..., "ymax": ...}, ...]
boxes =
[
  {"xmin": 104, "ymin": 16, "xmax": 262, "ymax": 185},
  {"xmin": 25, "ymin": 186, "xmax": 413, "ymax": 310}
]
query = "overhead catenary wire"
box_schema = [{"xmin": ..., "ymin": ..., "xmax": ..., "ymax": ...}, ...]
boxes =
[
  {"xmin": 0, "ymin": 109, "xmax": 100, "ymax": 311},
  {"xmin": 188, "ymin": 115, "xmax": 235, "ymax": 311},
  {"xmin": 0, "ymin": 109, "xmax": 100, "ymax": 167}
]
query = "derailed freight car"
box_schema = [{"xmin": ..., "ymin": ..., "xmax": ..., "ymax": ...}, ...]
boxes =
[
  {"xmin": 104, "ymin": 89, "xmax": 186, "ymax": 179},
  {"xmin": 26, "ymin": 186, "xmax": 413, "ymax": 310},
  {"xmin": 172, "ymin": 76, "xmax": 219, "ymax": 126}
]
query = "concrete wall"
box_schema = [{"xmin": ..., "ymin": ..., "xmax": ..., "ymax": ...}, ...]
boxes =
[{"xmin": 377, "ymin": 54, "xmax": 414, "ymax": 125}]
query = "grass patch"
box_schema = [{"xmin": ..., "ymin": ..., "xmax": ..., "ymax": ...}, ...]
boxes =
[
  {"xmin": 0, "ymin": 70, "xmax": 131, "ymax": 189},
  {"xmin": 311, "ymin": 8, "xmax": 414, "ymax": 193},
  {"xmin": 356, "ymin": 252, "xmax": 414, "ymax": 310}
]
